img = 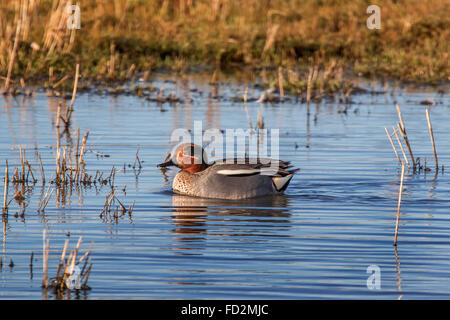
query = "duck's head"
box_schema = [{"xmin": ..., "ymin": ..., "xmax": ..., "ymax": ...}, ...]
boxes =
[{"xmin": 157, "ymin": 143, "xmax": 208, "ymax": 173}]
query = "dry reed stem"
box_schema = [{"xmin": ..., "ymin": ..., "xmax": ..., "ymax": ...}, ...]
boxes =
[
  {"xmin": 79, "ymin": 130, "xmax": 89, "ymax": 160},
  {"xmin": 68, "ymin": 236, "xmax": 83, "ymax": 279},
  {"xmin": 40, "ymin": 188, "xmax": 54, "ymax": 211},
  {"xmin": 425, "ymin": 107, "xmax": 438, "ymax": 171},
  {"xmin": 0, "ymin": 77, "xmax": 16, "ymax": 83},
  {"xmin": 61, "ymin": 148, "xmax": 67, "ymax": 185},
  {"xmin": 74, "ymin": 128, "xmax": 80, "ymax": 170},
  {"xmin": 37, "ymin": 152, "xmax": 45, "ymax": 184},
  {"xmin": 25, "ymin": 161, "xmax": 35, "ymax": 182},
  {"xmin": 109, "ymin": 42, "xmax": 115, "ymax": 78},
  {"xmin": 106, "ymin": 190, "xmax": 115, "ymax": 213},
  {"xmin": 8, "ymin": 190, "xmax": 21, "ymax": 207},
  {"xmin": 81, "ymin": 263, "xmax": 92, "ymax": 287},
  {"xmin": 257, "ymin": 108, "xmax": 264, "ymax": 130},
  {"xmin": 394, "ymin": 163, "xmax": 405, "ymax": 246},
  {"xmin": 20, "ymin": 147, "xmax": 25, "ymax": 182},
  {"xmin": 79, "ymin": 251, "xmax": 92, "ymax": 278},
  {"xmin": 2, "ymin": 161, "xmax": 8, "ymax": 212},
  {"xmin": 49, "ymin": 67, "xmax": 54, "ymax": 87},
  {"xmin": 56, "ymin": 103, "xmax": 62, "ymax": 128},
  {"xmin": 66, "ymin": 6, "xmax": 78, "ymax": 53},
  {"xmin": 395, "ymin": 104, "xmax": 416, "ymax": 169},
  {"xmin": 110, "ymin": 167, "xmax": 116, "ymax": 186},
  {"xmin": 12, "ymin": 168, "xmax": 19, "ymax": 183},
  {"xmin": 242, "ymin": 87, "xmax": 253, "ymax": 130},
  {"xmin": 55, "ymin": 238, "xmax": 69, "ymax": 281},
  {"xmin": 69, "ymin": 63, "xmax": 80, "ymax": 109},
  {"xmin": 76, "ymin": 130, "xmax": 89, "ymax": 182},
  {"xmin": 79, "ymin": 241, "xmax": 94, "ymax": 266},
  {"xmin": 4, "ymin": 19, "xmax": 22, "ymax": 92},
  {"xmin": 39, "ymin": 183, "xmax": 52, "ymax": 211},
  {"xmin": 22, "ymin": 148, "xmax": 26, "ymax": 181},
  {"xmin": 100, "ymin": 190, "xmax": 113, "ymax": 216},
  {"xmin": 306, "ymin": 67, "xmax": 313, "ymax": 104},
  {"xmin": 210, "ymin": 70, "xmax": 217, "ymax": 84},
  {"xmin": 393, "ymin": 126, "xmax": 410, "ymax": 168},
  {"xmin": 61, "ymin": 250, "xmax": 73, "ymax": 289},
  {"xmin": 52, "ymin": 74, "xmax": 70, "ymax": 89},
  {"xmin": 126, "ymin": 64, "xmax": 135, "ymax": 79},
  {"xmin": 115, "ymin": 197, "xmax": 126, "ymax": 214},
  {"xmin": 278, "ymin": 66, "xmax": 284, "ymax": 101},
  {"xmin": 133, "ymin": 146, "xmax": 142, "ymax": 169},
  {"xmin": 41, "ymin": 183, "xmax": 52, "ymax": 203},
  {"xmin": 128, "ymin": 200, "xmax": 135, "ymax": 215},
  {"xmin": 396, "ymin": 104, "xmax": 405, "ymax": 132},
  {"xmin": 385, "ymin": 127, "xmax": 402, "ymax": 164},
  {"xmin": 55, "ymin": 147, "xmax": 61, "ymax": 183},
  {"xmin": 323, "ymin": 60, "xmax": 336, "ymax": 81},
  {"xmin": 262, "ymin": 24, "xmax": 279, "ymax": 56},
  {"xmin": 43, "ymin": 0, "xmax": 73, "ymax": 55},
  {"xmin": 42, "ymin": 230, "xmax": 49, "ymax": 288}
]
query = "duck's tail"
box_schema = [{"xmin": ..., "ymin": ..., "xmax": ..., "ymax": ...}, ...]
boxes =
[{"xmin": 272, "ymin": 169, "xmax": 299, "ymax": 192}]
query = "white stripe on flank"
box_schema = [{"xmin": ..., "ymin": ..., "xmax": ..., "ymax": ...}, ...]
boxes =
[
  {"xmin": 259, "ymin": 167, "xmax": 280, "ymax": 176},
  {"xmin": 216, "ymin": 169, "xmax": 260, "ymax": 175}
]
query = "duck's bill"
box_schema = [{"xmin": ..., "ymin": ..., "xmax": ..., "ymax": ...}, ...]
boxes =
[{"xmin": 157, "ymin": 159, "xmax": 175, "ymax": 168}]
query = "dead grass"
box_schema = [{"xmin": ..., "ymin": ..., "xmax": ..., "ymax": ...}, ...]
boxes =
[{"xmin": 0, "ymin": 0, "xmax": 448, "ymax": 89}]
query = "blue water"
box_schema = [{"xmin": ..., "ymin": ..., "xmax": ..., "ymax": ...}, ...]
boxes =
[{"xmin": 0, "ymin": 74, "xmax": 449, "ymax": 299}]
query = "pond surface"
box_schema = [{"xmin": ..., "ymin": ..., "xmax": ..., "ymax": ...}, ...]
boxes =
[{"xmin": 0, "ymin": 73, "xmax": 449, "ymax": 299}]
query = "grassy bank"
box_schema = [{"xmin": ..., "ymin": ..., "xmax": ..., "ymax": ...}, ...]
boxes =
[{"xmin": 0, "ymin": 0, "xmax": 448, "ymax": 90}]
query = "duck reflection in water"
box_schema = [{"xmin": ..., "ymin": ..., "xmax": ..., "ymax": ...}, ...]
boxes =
[{"xmin": 170, "ymin": 194, "xmax": 292, "ymax": 253}]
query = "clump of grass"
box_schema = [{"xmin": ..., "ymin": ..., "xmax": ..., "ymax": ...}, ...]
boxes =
[
  {"xmin": 385, "ymin": 104, "xmax": 442, "ymax": 175},
  {"xmin": 99, "ymin": 188, "xmax": 135, "ymax": 223},
  {"xmin": 384, "ymin": 104, "xmax": 416, "ymax": 171},
  {"xmin": 0, "ymin": 128, "xmax": 125, "ymax": 215},
  {"xmin": 133, "ymin": 146, "xmax": 142, "ymax": 170},
  {"xmin": 272, "ymin": 60, "xmax": 360, "ymax": 102},
  {"xmin": 42, "ymin": 230, "xmax": 93, "ymax": 293}
]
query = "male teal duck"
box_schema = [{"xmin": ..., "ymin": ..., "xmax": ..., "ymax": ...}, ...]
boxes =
[{"xmin": 157, "ymin": 143, "xmax": 299, "ymax": 200}]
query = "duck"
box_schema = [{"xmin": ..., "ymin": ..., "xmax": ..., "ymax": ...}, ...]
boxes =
[{"xmin": 157, "ymin": 143, "xmax": 299, "ymax": 200}]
